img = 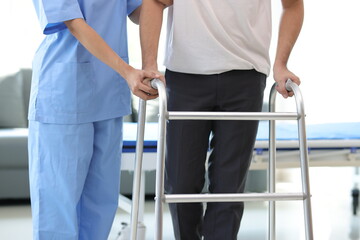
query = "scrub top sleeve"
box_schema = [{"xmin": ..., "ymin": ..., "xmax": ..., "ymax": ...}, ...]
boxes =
[
  {"xmin": 32, "ymin": 0, "xmax": 84, "ymax": 35},
  {"xmin": 127, "ymin": 0, "xmax": 142, "ymax": 15}
]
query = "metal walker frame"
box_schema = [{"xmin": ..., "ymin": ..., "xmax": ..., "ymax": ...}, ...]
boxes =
[{"xmin": 129, "ymin": 79, "xmax": 314, "ymax": 240}]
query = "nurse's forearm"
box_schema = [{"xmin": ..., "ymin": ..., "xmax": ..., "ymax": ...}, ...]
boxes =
[
  {"xmin": 64, "ymin": 18, "xmax": 133, "ymax": 79},
  {"xmin": 64, "ymin": 18, "xmax": 160, "ymax": 100},
  {"xmin": 140, "ymin": 0, "xmax": 166, "ymax": 71},
  {"xmin": 274, "ymin": 0, "xmax": 304, "ymax": 70}
]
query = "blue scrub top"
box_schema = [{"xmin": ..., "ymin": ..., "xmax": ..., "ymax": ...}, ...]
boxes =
[{"xmin": 29, "ymin": 0, "xmax": 141, "ymax": 124}]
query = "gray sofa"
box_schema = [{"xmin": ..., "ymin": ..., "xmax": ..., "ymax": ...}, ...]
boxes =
[{"xmin": 0, "ymin": 69, "xmax": 32, "ymax": 199}]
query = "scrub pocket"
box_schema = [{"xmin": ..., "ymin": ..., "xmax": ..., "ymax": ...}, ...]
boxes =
[{"xmin": 51, "ymin": 62, "xmax": 94, "ymax": 114}]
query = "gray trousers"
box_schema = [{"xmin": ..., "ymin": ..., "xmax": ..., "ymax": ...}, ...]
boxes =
[{"xmin": 164, "ymin": 69, "xmax": 266, "ymax": 240}]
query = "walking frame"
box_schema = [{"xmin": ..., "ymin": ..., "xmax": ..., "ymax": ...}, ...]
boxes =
[{"xmin": 129, "ymin": 79, "xmax": 314, "ymax": 240}]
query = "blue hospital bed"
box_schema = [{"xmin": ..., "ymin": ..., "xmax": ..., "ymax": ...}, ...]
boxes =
[
  {"xmin": 122, "ymin": 121, "xmax": 360, "ymax": 169},
  {"xmin": 253, "ymin": 121, "xmax": 360, "ymax": 169}
]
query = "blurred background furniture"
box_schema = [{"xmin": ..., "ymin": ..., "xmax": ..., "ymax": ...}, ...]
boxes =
[{"xmin": 0, "ymin": 69, "xmax": 32, "ymax": 199}]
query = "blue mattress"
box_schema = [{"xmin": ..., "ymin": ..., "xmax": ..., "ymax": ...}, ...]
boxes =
[
  {"xmin": 256, "ymin": 121, "xmax": 360, "ymax": 141},
  {"xmin": 122, "ymin": 122, "xmax": 360, "ymax": 152}
]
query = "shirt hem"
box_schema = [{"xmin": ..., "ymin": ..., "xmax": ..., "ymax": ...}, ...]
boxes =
[{"xmin": 165, "ymin": 65, "xmax": 270, "ymax": 77}]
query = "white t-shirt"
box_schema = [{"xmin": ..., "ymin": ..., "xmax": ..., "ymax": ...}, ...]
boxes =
[{"xmin": 164, "ymin": 0, "xmax": 272, "ymax": 76}]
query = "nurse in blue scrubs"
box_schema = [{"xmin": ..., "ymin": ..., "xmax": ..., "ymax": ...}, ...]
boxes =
[{"xmin": 29, "ymin": 0, "xmax": 160, "ymax": 239}]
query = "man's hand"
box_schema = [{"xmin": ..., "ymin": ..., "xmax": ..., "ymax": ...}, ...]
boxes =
[
  {"xmin": 273, "ymin": 64, "xmax": 300, "ymax": 98},
  {"xmin": 143, "ymin": 67, "xmax": 166, "ymax": 87},
  {"xmin": 124, "ymin": 68, "xmax": 161, "ymax": 100}
]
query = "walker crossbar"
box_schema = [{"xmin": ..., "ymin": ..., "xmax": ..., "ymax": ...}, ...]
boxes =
[
  {"xmin": 168, "ymin": 112, "xmax": 299, "ymax": 120},
  {"xmin": 163, "ymin": 192, "xmax": 306, "ymax": 203},
  {"xmin": 130, "ymin": 79, "xmax": 314, "ymax": 240}
]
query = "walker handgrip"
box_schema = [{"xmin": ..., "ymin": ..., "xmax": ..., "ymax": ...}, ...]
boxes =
[
  {"xmin": 150, "ymin": 79, "xmax": 160, "ymax": 90},
  {"xmin": 285, "ymin": 79, "xmax": 296, "ymax": 92}
]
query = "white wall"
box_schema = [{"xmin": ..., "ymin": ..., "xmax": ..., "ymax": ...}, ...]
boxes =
[
  {"xmin": 0, "ymin": 0, "xmax": 43, "ymax": 75},
  {"xmin": 271, "ymin": 0, "xmax": 360, "ymax": 124},
  {"xmin": 0, "ymin": 0, "xmax": 359, "ymax": 124}
]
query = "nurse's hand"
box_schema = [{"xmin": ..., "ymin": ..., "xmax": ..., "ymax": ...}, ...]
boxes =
[{"xmin": 124, "ymin": 67, "xmax": 160, "ymax": 100}]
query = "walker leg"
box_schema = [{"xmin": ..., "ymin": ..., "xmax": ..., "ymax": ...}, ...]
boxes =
[
  {"xmin": 298, "ymin": 118, "xmax": 314, "ymax": 240},
  {"xmin": 268, "ymin": 119, "xmax": 276, "ymax": 240},
  {"xmin": 154, "ymin": 82, "xmax": 167, "ymax": 240},
  {"xmin": 130, "ymin": 100, "xmax": 147, "ymax": 240},
  {"xmin": 268, "ymin": 85, "xmax": 277, "ymax": 240},
  {"xmin": 285, "ymin": 79, "xmax": 314, "ymax": 240}
]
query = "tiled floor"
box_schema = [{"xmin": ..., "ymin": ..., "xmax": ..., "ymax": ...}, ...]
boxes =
[{"xmin": 1, "ymin": 167, "xmax": 360, "ymax": 240}]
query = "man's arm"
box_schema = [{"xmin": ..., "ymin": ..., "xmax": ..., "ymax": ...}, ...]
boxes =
[
  {"xmin": 140, "ymin": 0, "xmax": 169, "ymax": 72},
  {"xmin": 273, "ymin": 0, "xmax": 304, "ymax": 98},
  {"xmin": 64, "ymin": 18, "xmax": 159, "ymax": 100}
]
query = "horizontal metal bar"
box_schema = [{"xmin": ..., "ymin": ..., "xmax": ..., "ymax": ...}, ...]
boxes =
[
  {"xmin": 168, "ymin": 112, "xmax": 299, "ymax": 120},
  {"xmin": 163, "ymin": 192, "xmax": 306, "ymax": 203}
]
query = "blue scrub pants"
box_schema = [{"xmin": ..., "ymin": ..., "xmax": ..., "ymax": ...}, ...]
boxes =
[{"xmin": 28, "ymin": 117, "xmax": 123, "ymax": 240}]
